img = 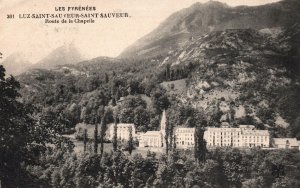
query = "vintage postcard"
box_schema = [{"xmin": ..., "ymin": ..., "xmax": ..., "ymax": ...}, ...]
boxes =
[{"xmin": 0, "ymin": 0, "xmax": 299, "ymax": 187}]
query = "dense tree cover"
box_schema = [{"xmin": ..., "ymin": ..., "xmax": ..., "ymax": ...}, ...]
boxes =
[
  {"xmin": 0, "ymin": 65, "xmax": 73, "ymax": 187},
  {"xmin": 25, "ymin": 147, "xmax": 300, "ymax": 188}
]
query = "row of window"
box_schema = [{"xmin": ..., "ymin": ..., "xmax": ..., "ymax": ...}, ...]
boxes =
[
  {"xmin": 176, "ymin": 134, "xmax": 194, "ymax": 137},
  {"xmin": 176, "ymin": 130, "xmax": 195, "ymax": 133},
  {"xmin": 176, "ymin": 141, "xmax": 194, "ymax": 145},
  {"xmin": 178, "ymin": 137, "xmax": 194, "ymax": 141},
  {"xmin": 208, "ymin": 143, "xmax": 268, "ymax": 147},
  {"xmin": 206, "ymin": 131, "xmax": 240, "ymax": 135},
  {"xmin": 208, "ymin": 135, "xmax": 269, "ymax": 141}
]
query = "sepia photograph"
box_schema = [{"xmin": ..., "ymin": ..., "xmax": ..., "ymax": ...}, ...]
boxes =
[{"xmin": 0, "ymin": 0, "xmax": 299, "ymax": 187}]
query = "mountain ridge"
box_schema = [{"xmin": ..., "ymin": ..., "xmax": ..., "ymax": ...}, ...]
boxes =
[
  {"xmin": 31, "ymin": 43, "xmax": 86, "ymax": 70},
  {"xmin": 119, "ymin": 0, "xmax": 300, "ymax": 59}
]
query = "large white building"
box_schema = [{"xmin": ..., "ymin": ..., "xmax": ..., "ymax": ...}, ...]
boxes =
[
  {"xmin": 175, "ymin": 127, "xmax": 195, "ymax": 149},
  {"xmin": 107, "ymin": 123, "xmax": 136, "ymax": 141},
  {"xmin": 204, "ymin": 125, "xmax": 270, "ymax": 148}
]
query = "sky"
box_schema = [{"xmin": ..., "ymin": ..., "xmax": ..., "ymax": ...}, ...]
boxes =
[{"xmin": 0, "ymin": 0, "xmax": 280, "ymax": 64}]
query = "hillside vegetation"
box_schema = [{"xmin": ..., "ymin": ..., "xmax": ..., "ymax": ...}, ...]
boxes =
[{"xmin": 17, "ymin": 25, "xmax": 300, "ymax": 138}]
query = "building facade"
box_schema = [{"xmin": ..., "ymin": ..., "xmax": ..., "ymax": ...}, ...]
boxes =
[
  {"xmin": 139, "ymin": 131, "xmax": 163, "ymax": 147},
  {"xmin": 204, "ymin": 125, "xmax": 270, "ymax": 148},
  {"xmin": 107, "ymin": 123, "xmax": 136, "ymax": 141},
  {"xmin": 272, "ymin": 138, "xmax": 300, "ymax": 150},
  {"xmin": 175, "ymin": 127, "xmax": 195, "ymax": 149},
  {"xmin": 239, "ymin": 125, "xmax": 270, "ymax": 148}
]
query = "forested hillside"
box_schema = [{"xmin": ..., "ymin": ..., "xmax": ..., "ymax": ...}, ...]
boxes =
[{"xmin": 17, "ymin": 25, "xmax": 300, "ymax": 138}]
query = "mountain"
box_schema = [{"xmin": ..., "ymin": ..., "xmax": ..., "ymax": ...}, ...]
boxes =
[
  {"xmin": 31, "ymin": 43, "xmax": 85, "ymax": 70},
  {"xmin": 16, "ymin": 0, "xmax": 300, "ymax": 139},
  {"xmin": 0, "ymin": 53, "xmax": 32, "ymax": 76},
  {"xmin": 119, "ymin": 0, "xmax": 300, "ymax": 59}
]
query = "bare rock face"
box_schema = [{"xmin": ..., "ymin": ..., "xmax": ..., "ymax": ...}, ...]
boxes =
[{"xmin": 119, "ymin": 0, "xmax": 300, "ymax": 59}]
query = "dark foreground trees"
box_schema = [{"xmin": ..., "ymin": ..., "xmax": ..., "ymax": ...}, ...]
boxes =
[
  {"xmin": 25, "ymin": 147, "xmax": 300, "ymax": 188},
  {"xmin": 0, "ymin": 65, "xmax": 73, "ymax": 187}
]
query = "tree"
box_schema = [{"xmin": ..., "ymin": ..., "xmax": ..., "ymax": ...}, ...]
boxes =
[
  {"xmin": 0, "ymin": 65, "xmax": 72, "ymax": 187},
  {"xmin": 83, "ymin": 129, "xmax": 88, "ymax": 152},
  {"xmin": 194, "ymin": 126, "xmax": 207, "ymax": 163},
  {"xmin": 127, "ymin": 126, "xmax": 134, "ymax": 155},
  {"xmin": 165, "ymin": 121, "xmax": 169, "ymax": 157},
  {"xmin": 118, "ymin": 96, "xmax": 147, "ymax": 124},
  {"xmin": 113, "ymin": 109, "xmax": 118, "ymax": 152},
  {"xmin": 166, "ymin": 109, "xmax": 175, "ymax": 151},
  {"xmin": 130, "ymin": 153, "xmax": 157, "ymax": 187},
  {"xmin": 288, "ymin": 117, "xmax": 300, "ymax": 139},
  {"xmin": 99, "ymin": 107, "xmax": 113, "ymax": 158},
  {"xmin": 0, "ymin": 66, "xmax": 37, "ymax": 187},
  {"xmin": 173, "ymin": 135, "xmax": 177, "ymax": 150},
  {"xmin": 165, "ymin": 64, "xmax": 171, "ymax": 81},
  {"xmin": 133, "ymin": 106, "xmax": 150, "ymax": 132},
  {"xmin": 105, "ymin": 73, "xmax": 109, "ymax": 83},
  {"xmin": 151, "ymin": 86, "xmax": 170, "ymax": 113},
  {"xmin": 94, "ymin": 107, "xmax": 104, "ymax": 154},
  {"xmin": 80, "ymin": 107, "xmax": 88, "ymax": 152}
]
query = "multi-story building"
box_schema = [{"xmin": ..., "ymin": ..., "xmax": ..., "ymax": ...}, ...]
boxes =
[
  {"xmin": 239, "ymin": 125, "xmax": 269, "ymax": 148},
  {"xmin": 204, "ymin": 125, "xmax": 270, "ymax": 148},
  {"xmin": 175, "ymin": 127, "xmax": 195, "ymax": 149},
  {"xmin": 139, "ymin": 131, "xmax": 163, "ymax": 147},
  {"xmin": 204, "ymin": 127, "xmax": 241, "ymax": 147},
  {"xmin": 107, "ymin": 123, "xmax": 136, "ymax": 141}
]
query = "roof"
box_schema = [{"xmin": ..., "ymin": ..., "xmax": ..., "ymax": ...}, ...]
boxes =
[
  {"xmin": 142, "ymin": 131, "xmax": 161, "ymax": 136},
  {"xmin": 205, "ymin": 126, "xmax": 269, "ymax": 135},
  {"xmin": 239, "ymin": 125, "xmax": 255, "ymax": 129},
  {"xmin": 116, "ymin": 123, "xmax": 134, "ymax": 126},
  {"xmin": 206, "ymin": 127, "xmax": 241, "ymax": 132},
  {"xmin": 107, "ymin": 123, "xmax": 135, "ymax": 129},
  {"xmin": 242, "ymin": 130, "xmax": 269, "ymax": 136},
  {"xmin": 175, "ymin": 127, "xmax": 195, "ymax": 132},
  {"xmin": 273, "ymin": 138, "xmax": 299, "ymax": 146}
]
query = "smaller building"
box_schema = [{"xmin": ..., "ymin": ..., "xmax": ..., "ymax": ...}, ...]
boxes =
[
  {"xmin": 272, "ymin": 138, "xmax": 300, "ymax": 150},
  {"xmin": 107, "ymin": 123, "xmax": 136, "ymax": 141},
  {"xmin": 139, "ymin": 131, "xmax": 163, "ymax": 148},
  {"xmin": 175, "ymin": 127, "xmax": 195, "ymax": 149}
]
